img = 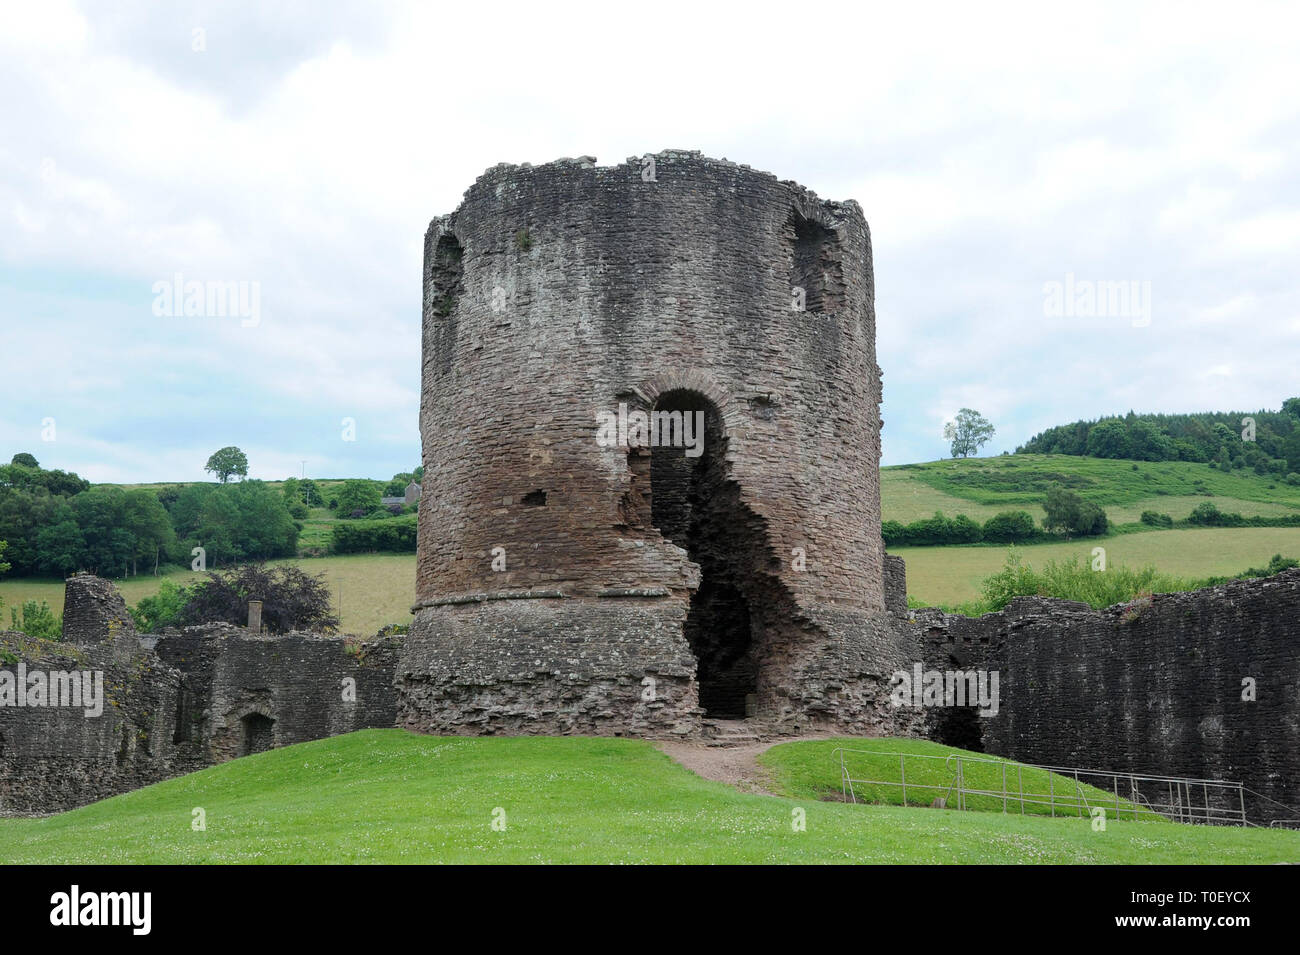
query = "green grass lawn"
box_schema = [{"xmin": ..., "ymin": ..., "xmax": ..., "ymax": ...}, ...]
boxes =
[
  {"xmin": 0, "ymin": 553, "xmax": 415, "ymax": 637},
  {"xmin": 895, "ymin": 526, "xmax": 1300, "ymax": 608},
  {"xmin": 2, "ymin": 731, "xmax": 1294, "ymax": 864},
  {"xmin": 763, "ymin": 738, "xmax": 1147, "ymax": 818},
  {"xmin": 882, "ymin": 455, "xmax": 1300, "ymax": 524}
]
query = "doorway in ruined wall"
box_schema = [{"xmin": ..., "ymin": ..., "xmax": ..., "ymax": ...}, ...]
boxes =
[
  {"xmin": 239, "ymin": 712, "xmax": 274, "ymax": 756},
  {"xmin": 644, "ymin": 389, "xmax": 763, "ymax": 718}
]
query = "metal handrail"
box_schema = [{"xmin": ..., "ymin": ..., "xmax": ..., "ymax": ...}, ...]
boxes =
[{"xmin": 830, "ymin": 747, "xmax": 1250, "ymax": 826}]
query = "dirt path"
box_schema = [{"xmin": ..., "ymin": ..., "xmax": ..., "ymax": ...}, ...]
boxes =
[{"xmin": 655, "ymin": 740, "xmax": 784, "ymax": 795}]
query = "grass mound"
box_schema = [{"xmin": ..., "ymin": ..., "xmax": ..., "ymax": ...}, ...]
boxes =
[
  {"xmin": 3, "ymin": 731, "xmax": 1298, "ymax": 864},
  {"xmin": 762, "ymin": 738, "xmax": 1148, "ymax": 819}
]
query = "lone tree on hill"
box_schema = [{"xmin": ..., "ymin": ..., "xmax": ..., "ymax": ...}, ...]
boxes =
[
  {"xmin": 943, "ymin": 408, "xmax": 996, "ymax": 458},
  {"xmin": 204, "ymin": 446, "xmax": 249, "ymax": 484}
]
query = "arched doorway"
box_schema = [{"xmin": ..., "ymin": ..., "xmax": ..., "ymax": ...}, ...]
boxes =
[{"xmin": 647, "ymin": 389, "xmax": 758, "ymax": 717}]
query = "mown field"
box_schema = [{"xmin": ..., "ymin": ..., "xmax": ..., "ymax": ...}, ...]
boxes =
[
  {"xmin": 0, "ymin": 553, "xmax": 415, "ymax": 636},
  {"xmin": 3, "ymin": 521, "xmax": 1296, "ymax": 629},
  {"xmin": 895, "ymin": 526, "xmax": 1300, "ymax": 608},
  {"xmin": 2, "ymin": 731, "xmax": 1294, "ymax": 864}
]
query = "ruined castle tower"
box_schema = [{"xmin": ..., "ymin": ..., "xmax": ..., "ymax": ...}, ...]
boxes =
[{"xmin": 398, "ymin": 151, "xmax": 911, "ymax": 736}]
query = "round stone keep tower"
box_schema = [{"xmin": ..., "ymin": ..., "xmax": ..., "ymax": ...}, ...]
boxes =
[{"xmin": 398, "ymin": 150, "xmax": 910, "ymax": 736}]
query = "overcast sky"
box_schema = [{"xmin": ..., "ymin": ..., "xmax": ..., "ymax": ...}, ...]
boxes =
[{"xmin": 2, "ymin": 1, "xmax": 1297, "ymax": 482}]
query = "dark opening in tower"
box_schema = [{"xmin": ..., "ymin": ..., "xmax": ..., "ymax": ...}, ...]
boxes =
[
  {"xmin": 788, "ymin": 212, "xmax": 844, "ymax": 315},
  {"xmin": 648, "ymin": 390, "xmax": 758, "ymax": 718},
  {"xmin": 428, "ymin": 232, "xmax": 464, "ymax": 376},
  {"xmin": 239, "ymin": 712, "xmax": 274, "ymax": 757}
]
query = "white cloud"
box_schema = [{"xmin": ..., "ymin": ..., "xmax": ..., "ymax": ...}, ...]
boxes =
[{"xmin": 2, "ymin": 0, "xmax": 1299, "ymax": 476}]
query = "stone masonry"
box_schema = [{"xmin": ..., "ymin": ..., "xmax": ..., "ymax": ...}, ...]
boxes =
[
  {"xmin": 0, "ymin": 574, "xmax": 399, "ymax": 815},
  {"xmin": 2, "ymin": 151, "xmax": 1296, "ymax": 820},
  {"xmin": 914, "ymin": 567, "xmax": 1300, "ymax": 820},
  {"xmin": 398, "ymin": 150, "xmax": 912, "ymax": 737}
]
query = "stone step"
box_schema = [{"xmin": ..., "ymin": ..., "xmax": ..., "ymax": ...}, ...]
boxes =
[{"xmin": 701, "ymin": 718, "xmax": 767, "ymax": 744}]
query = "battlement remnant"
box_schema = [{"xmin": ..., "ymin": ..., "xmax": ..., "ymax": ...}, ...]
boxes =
[{"xmin": 61, "ymin": 572, "xmax": 136, "ymax": 644}]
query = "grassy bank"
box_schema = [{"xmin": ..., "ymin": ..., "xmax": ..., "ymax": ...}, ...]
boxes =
[
  {"xmin": 2, "ymin": 731, "xmax": 1295, "ymax": 864},
  {"xmin": 882, "ymin": 454, "xmax": 1300, "ymax": 524}
]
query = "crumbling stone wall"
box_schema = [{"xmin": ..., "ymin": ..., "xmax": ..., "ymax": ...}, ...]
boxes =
[
  {"xmin": 402, "ymin": 151, "xmax": 906, "ymax": 735},
  {"xmin": 883, "ymin": 554, "xmax": 908, "ymax": 616},
  {"xmin": 60, "ymin": 572, "xmax": 134, "ymax": 643},
  {"xmin": 400, "ymin": 601, "xmax": 698, "ymax": 736},
  {"xmin": 915, "ymin": 568, "xmax": 1300, "ymax": 818},
  {"xmin": 1, "ymin": 575, "xmax": 399, "ymax": 815},
  {"xmin": 154, "ymin": 626, "xmax": 400, "ymax": 763},
  {"xmin": 0, "ymin": 628, "xmax": 196, "ymax": 815}
]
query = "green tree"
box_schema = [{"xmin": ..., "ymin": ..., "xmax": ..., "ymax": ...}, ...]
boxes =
[
  {"xmin": 204, "ymin": 446, "xmax": 249, "ymax": 484},
  {"xmin": 334, "ymin": 479, "xmax": 382, "ymax": 517},
  {"xmin": 1188, "ymin": 502, "xmax": 1226, "ymax": 526},
  {"xmin": 1085, "ymin": 420, "xmax": 1133, "ymax": 459},
  {"xmin": 281, "ymin": 477, "xmax": 309, "ymax": 518},
  {"xmin": 1074, "ymin": 500, "xmax": 1109, "ymax": 535},
  {"xmin": 10, "ymin": 599, "xmax": 61, "ymax": 640},
  {"xmin": 1042, "ymin": 484, "xmax": 1107, "ymax": 536},
  {"xmin": 1284, "ymin": 430, "xmax": 1300, "ymax": 475},
  {"xmin": 123, "ymin": 489, "xmax": 176, "ymax": 576},
  {"xmin": 72, "ymin": 486, "xmax": 132, "ymax": 575},
  {"xmin": 982, "ymin": 510, "xmax": 1037, "ymax": 543},
  {"xmin": 193, "ymin": 482, "xmax": 299, "ymax": 565},
  {"xmin": 298, "ymin": 479, "xmax": 324, "ymax": 507},
  {"xmin": 1282, "ymin": 397, "xmax": 1300, "ymax": 419},
  {"xmin": 1128, "ymin": 420, "xmax": 1175, "ymax": 461},
  {"xmin": 0, "ymin": 488, "xmax": 62, "ymax": 574},
  {"xmin": 10, "ymin": 452, "xmax": 38, "ymax": 468},
  {"xmin": 0, "ymin": 538, "xmax": 10, "ymax": 577},
  {"xmin": 942, "ymin": 408, "xmax": 996, "ymax": 458},
  {"xmin": 129, "ymin": 579, "xmax": 194, "ymax": 633},
  {"xmin": 384, "ymin": 472, "xmax": 414, "ymax": 497},
  {"xmin": 35, "ymin": 518, "xmax": 85, "ymax": 576}
]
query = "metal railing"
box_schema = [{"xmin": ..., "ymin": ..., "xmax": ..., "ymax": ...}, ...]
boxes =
[
  {"xmin": 1246, "ymin": 788, "xmax": 1300, "ymax": 829},
  {"xmin": 832, "ymin": 748, "xmax": 1250, "ymax": 826}
]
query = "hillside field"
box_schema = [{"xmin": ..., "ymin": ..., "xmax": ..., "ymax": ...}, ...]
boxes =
[
  {"xmin": 3, "ymin": 456, "xmax": 1297, "ymax": 624},
  {"xmin": 881, "ymin": 454, "xmax": 1300, "ymax": 524},
  {"xmin": 2, "ymin": 731, "xmax": 1294, "ymax": 864}
]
